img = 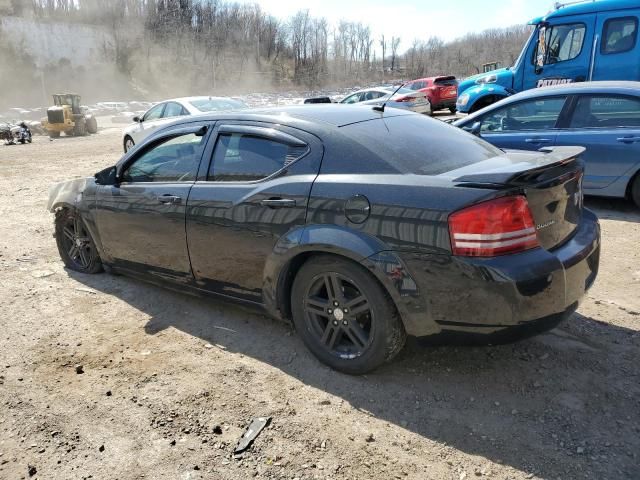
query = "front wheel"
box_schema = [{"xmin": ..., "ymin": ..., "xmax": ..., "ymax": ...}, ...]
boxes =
[
  {"xmin": 291, "ymin": 256, "xmax": 406, "ymax": 374},
  {"xmin": 55, "ymin": 209, "xmax": 103, "ymax": 274}
]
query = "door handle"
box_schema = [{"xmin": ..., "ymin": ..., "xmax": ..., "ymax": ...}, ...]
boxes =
[
  {"xmin": 260, "ymin": 198, "xmax": 296, "ymax": 208},
  {"xmin": 617, "ymin": 136, "xmax": 640, "ymax": 144},
  {"xmin": 525, "ymin": 137, "xmax": 552, "ymax": 143},
  {"xmin": 157, "ymin": 194, "xmax": 182, "ymax": 204}
]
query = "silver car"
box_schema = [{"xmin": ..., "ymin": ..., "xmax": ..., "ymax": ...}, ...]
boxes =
[
  {"xmin": 121, "ymin": 96, "xmax": 248, "ymax": 152},
  {"xmin": 339, "ymin": 87, "xmax": 431, "ymax": 114}
]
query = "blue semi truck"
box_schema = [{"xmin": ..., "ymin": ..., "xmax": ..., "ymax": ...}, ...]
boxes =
[{"xmin": 456, "ymin": 0, "xmax": 640, "ymax": 113}]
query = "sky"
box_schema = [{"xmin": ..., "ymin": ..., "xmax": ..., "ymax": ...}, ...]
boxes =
[{"xmin": 233, "ymin": 0, "xmax": 552, "ymax": 49}]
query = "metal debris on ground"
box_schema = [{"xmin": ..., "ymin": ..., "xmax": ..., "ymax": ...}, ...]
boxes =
[{"xmin": 233, "ymin": 416, "xmax": 271, "ymax": 454}]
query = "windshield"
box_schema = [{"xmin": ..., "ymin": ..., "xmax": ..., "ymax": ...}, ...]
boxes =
[
  {"xmin": 512, "ymin": 27, "xmax": 537, "ymax": 71},
  {"xmin": 188, "ymin": 98, "xmax": 248, "ymax": 112}
]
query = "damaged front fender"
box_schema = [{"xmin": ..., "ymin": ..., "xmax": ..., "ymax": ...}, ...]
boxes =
[{"xmin": 47, "ymin": 177, "xmax": 93, "ymax": 212}]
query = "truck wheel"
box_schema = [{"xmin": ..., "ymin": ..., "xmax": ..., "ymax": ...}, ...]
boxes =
[
  {"xmin": 631, "ymin": 174, "xmax": 640, "ymax": 209},
  {"xmin": 291, "ymin": 255, "xmax": 406, "ymax": 374},
  {"xmin": 74, "ymin": 117, "xmax": 87, "ymax": 136},
  {"xmin": 49, "ymin": 131, "xmax": 60, "ymax": 139},
  {"xmin": 86, "ymin": 116, "xmax": 98, "ymax": 134}
]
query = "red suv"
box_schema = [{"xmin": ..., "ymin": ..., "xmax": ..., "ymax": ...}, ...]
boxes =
[{"xmin": 405, "ymin": 76, "xmax": 458, "ymax": 114}]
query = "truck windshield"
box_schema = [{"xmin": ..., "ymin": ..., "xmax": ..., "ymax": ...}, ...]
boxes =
[{"xmin": 512, "ymin": 27, "xmax": 536, "ymax": 71}]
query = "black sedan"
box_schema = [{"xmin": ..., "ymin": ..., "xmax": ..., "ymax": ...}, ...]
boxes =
[{"xmin": 48, "ymin": 105, "xmax": 600, "ymax": 374}]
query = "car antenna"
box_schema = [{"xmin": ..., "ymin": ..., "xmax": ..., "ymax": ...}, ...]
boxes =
[{"xmin": 373, "ymin": 82, "xmax": 405, "ymax": 113}]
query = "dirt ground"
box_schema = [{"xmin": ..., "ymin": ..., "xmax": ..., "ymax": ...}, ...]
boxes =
[{"xmin": 0, "ymin": 123, "xmax": 639, "ymax": 480}]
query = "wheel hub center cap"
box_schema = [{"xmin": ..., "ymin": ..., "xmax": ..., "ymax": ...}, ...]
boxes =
[
  {"xmin": 75, "ymin": 238, "xmax": 83, "ymax": 247},
  {"xmin": 333, "ymin": 308, "xmax": 344, "ymax": 321}
]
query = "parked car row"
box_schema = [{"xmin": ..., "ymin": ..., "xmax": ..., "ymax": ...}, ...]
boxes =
[{"xmin": 304, "ymin": 76, "xmax": 460, "ymax": 115}]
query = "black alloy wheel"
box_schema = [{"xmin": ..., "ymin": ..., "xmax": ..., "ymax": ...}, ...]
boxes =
[
  {"xmin": 55, "ymin": 209, "xmax": 103, "ymax": 274},
  {"xmin": 291, "ymin": 256, "xmax": 406, "ymax": 374},
  {"xmin": 304, "ymin": 271, "xmax": 374, "ymax": 358}
]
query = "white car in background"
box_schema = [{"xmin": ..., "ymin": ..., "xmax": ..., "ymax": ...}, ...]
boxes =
[{"xmin": 121, "ymin": 96, "xmax": 248, "ymax": 152}]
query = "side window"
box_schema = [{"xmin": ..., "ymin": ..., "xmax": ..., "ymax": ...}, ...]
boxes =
[
  {"xmin": 208, "ymin": 132, "xmax": 306, "ymax": 182},
  {"xmin": 601, "ymin": 17, "xmax": 638, "ymax": 54},
  {"xmin": 363, "ymin": 91, "xmax": 385, "ymax": 101},
  {"xmin": 569, "ymin": 96, "xmax": 640, "ymax": 128},
  {"xmin": 163, "ymin": 102, "xmax": 184, "ymax": 118},
  {"xmin": 342, "ymin": 93, "xmax": 362, "ymax": 104},
  {"xmin": 122, "ymin": 133, "xmax": 206, "ymax": 183},
  {"xmin": 143, "ymin": 103, "xmax": 164, "ymax": 122},
  {"xmin": 546, "ymin": 23, "xmax": 585, "ymax": 63},
  {"xmin": 533, "ymin": 24, "xmax": 586, "ymax": 65},
  {"xmin": 480, "ymin": 97, "xmax": 567, "ymax": 133}
]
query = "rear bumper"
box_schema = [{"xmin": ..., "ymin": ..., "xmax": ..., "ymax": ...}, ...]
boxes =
[
  {"xmin": 432, "ymin": 98, "xmax": 457, "ymax": 110},
  {"xmin": 389, "ymin": 209, "xmax": 600, "ymax": 337}
]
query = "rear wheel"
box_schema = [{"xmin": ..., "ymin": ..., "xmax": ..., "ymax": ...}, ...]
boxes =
[
  {"xmin": 291, "ymin": 256, "xmax": 406, "ymax": 374},
  {"xmin": 55, "ymin": 208, "xmax": 103, "ymax": 274},
  {"xmin": 631, "ymin": 174, "xmax": 640, "ymax": 209},
  {"xmin": 449, "ymin": 106, "xmax": 457, "ymax": 114},
  {"xmin": 73, "ymin": 117, "xmax": 86, "ymax": 136},
  {"xmin": 49, "ymin": 131, "xmax": 60, "ymax": 139}
]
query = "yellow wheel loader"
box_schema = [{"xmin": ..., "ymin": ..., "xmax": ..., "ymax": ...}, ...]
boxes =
[{"xmin": 42, "ymin": 94, "xmax": 98, "ymax": 138}]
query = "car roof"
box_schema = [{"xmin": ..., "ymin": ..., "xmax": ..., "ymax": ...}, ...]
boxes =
[
  {"xmin": 530, "ymin": 0, "xmax": 638, "ymax": 24},
  {"xmin": 503, "ymin": 81, "xmax": 640, "ymax": 100},
  {"xmin": 163, "ymin": 96, "xmax": 242, "ymax": 104},
  {"xmin": 154, "ymin": 104, "xmax": 413, "ymax": 130},
  {"xmin": 455, "ymin": 81, "xmax": 640, "ymax": 125}
]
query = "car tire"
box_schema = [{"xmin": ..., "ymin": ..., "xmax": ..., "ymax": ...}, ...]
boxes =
[
  {"xmin": 55, "ymin": 208, "xmax": 103, "ymax": 274},
  {"xmin": 631, "ymin": 174, "xmax": 640, "ymax": 209},
  {"xmin": 449, "ymin": 106, "xmax": 457, "ymax": 114},
  {"xmin": 291, "ymin": 255, "xmax": 406, "ymax": 375},
  {"xmin": 124, "ymin": 136, "xmax": 134, "ymax": 153}
]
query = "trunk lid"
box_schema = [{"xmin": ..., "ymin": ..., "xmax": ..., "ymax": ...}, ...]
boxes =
[{"xmin": 447, "ymin": 146, "xmax": 585, "ymax": 250}]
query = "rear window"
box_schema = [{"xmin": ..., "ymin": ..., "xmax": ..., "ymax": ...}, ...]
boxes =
[
  {"xmin": 434, "ymin": 76, "xmax": 457, "ymax": 86},
  {"xmin": 339, "ymin": 115, "xmax": 502, "ymax": 176},
  {"xmin": 189, "ymin": 98, "xmax": 247, "ymax": 112}
]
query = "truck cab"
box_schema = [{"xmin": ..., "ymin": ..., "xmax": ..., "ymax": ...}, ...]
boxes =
[{"xmin": 457, "ymin": 0, "xmax": 640, "ymax": 113}]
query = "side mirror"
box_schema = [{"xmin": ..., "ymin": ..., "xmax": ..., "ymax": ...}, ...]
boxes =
[
  {"xmin": 94, "ymin": 166, "xmax": 118, "ymax": 186},
  {"xmin": 463, "ymin": 122, "xmax": 482, "ymax": 137},
  {"xmin": 132, "ymin": 116, "xmax": 141, "ymax": 123}
]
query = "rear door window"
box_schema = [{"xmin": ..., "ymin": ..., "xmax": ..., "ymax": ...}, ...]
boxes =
[
  {"xmin": 480, "ymin": 97, "xmax": 567, "ymax": 133},
  {"xmin": 601, "ymin": 17, "xmax": 638, "ymax": 54},
  {"xmin": 569, "ymin": 95, "xmax": 640, "ymax": 128},
  {"xmin": 163, "ymin": 102, "xmax": 185, "ymax": 118},
  {"xmin": 208, "ymin": 133, "xmax": 307, "ymax": 182}
]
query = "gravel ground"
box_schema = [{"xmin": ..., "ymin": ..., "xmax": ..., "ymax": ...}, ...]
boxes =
[{"xmin": 0, "ymin": 123, "xmax": 639, "ymax": 480}]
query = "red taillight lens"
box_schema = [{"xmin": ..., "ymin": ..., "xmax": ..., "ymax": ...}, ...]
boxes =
[
  {"xmin": 448, "ymin": 195, "xmax": 540, "ymax": 257},
  {"xmin": 395, "ymin": 96, "xmax": 415, "ymax": 103}
]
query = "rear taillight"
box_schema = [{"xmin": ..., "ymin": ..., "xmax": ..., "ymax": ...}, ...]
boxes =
[
  {"xmin": 395, "ymin": 96, "xmax": 416, "ymax": 103},
  {"xmin": 448, "ymin": 195, "xmax": 540, "ymax": 257}
]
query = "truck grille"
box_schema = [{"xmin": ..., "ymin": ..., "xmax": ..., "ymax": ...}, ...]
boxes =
[{"xmin": 47, "ymin": 108, "xmax": 64, "ymax": 124}]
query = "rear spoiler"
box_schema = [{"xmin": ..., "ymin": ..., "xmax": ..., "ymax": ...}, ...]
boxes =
[
  {"xmin": 453, "ymin": 146, "xmax": 585, "ymax": 187},
  {"xmin": 303, "ymin": 96, "xmax": 333, "ymax": 104}
]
